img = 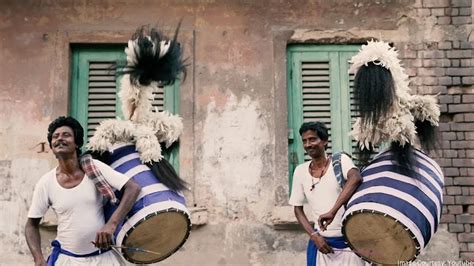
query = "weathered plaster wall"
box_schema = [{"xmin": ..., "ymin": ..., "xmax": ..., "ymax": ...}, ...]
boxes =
[{"xmin": 0, "ymin": 0, "xmax": 471, "ymax": 265}]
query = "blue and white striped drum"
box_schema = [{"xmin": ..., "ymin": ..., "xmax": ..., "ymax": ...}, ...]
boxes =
[
  {"xmin": 342, "ymin": 149, "xmax": 444, "ymax": 264},
  {"xmin": 104, "ymin": 143, "xmax": 191, "ymax": 264}
]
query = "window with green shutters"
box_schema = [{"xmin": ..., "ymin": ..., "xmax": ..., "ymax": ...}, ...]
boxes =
[
  {"xmin": 287, "ymin": 45, "xmax": 360, "ymax": 190},
  {"xmin": 70, "ymin": 45, "xmax": 180, "ymax": 169}
]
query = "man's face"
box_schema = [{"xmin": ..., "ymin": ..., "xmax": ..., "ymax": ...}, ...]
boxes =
[
  {"xmin": 51, "ymin": 126, "xmax": 77, "ymax": 156},
  {"xmin": 301, "ymin": 130, "xmax": 327, "ymax": 158}
]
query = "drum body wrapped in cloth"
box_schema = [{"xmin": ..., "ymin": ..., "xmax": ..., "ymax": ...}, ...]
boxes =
[
  {"xmin": 343, "ymin": 40, "xmax": 444, "ymax": 264},
  {"xmin": 86, "ymin": 24, "xmax": 190, "ymax": 264},
  {"xmin": 103, "ymin": 143, "xmax": 190, "ymax": 264},
  {"xmin": 342, "ymin": 149, "xmax": 444, "ymax": 264}
]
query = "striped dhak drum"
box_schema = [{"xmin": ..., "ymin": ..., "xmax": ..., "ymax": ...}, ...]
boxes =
[
  {"xmin": 104, "ymin": 143, "xmax": 191, "ymax": 264},
  {"xmin": 342, "ymin": 149, "xmax": 444, "ymax": 264}
]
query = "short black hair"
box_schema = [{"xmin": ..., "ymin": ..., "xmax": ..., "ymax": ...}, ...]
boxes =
[
  {"xmin": 47, "ymin": 116, "xmax": 84, "ymax": 156},
  {"xmin": 299, "ymin": 121, "xmax": 329, "ymax": 141}
]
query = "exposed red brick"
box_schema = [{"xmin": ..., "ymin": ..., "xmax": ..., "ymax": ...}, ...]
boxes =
[
  {"xmin": 444, "ymin": 177, "xmax": 454, "ymax": 186},
  {"xmin": 466, "ymin": 150, "xmax": 474, "ymax": 158},
  {"xmin": 437, "ymin": 16, "xmax": 451, "ymax": 24},
  {"xmin": 443, "ymin": 149, "xmax": 458, "ymax": 158},
  {"xmin": 460, "ymin": 252, "xmax": 474, "ymax": 261},
  {"xmin": 449, "ymin": 104, "xmax": 474, "ymax": 113},
  {"xmin": 441, "ymin": 132, "xmax": 457, "ymax": 140},
  {"xmin": 438, "ymin": 41, "xmax": 452, "ymax": 50},
  {"xmin": 466, "ymin": 132, "xmax": 474, "ymax": 139},
  {"xmin": 455, "ymin": 196, "xmax": 474, "ymax": 204},
  {"xmin": 457, "ymin": 214, "xmax": 474, "ymax": 223},
  {"xmin": 422, "ymin": 0, "xmax": 450, "ymax": 7},
  {"xmin": 465, "ymin": 114, "xmax": 474, "ymax": 122},
  {"xmin": 451, "ymin": 0, "xmax": 472, "ymax": 7},
  {"xmin": 441, "ymin": 214, "xmax": 456, "ymax": 223},
  {"xmin": 458, "ymin": 233, "xmax": 474, "ymax": 242},
  {"xmin": 451, "ymin": 123, "xmax": 474, "ymax": 131},
  {"xmin": 449, "ymin": 205, "xmax": 463, "ymax": 214},
  {"xmin": 452, "ymin": 158, "xmax": 474, "ymax": 166},
  {"xmin": 446, "ymin": 186, "xmax": 462, "ymax": 195},
  {"xmin": 465, "ymin": 224, "xmax": 472, "ymax": 232},
  {"xmin": 459, "ymin": 7, "xmax": 472, "ymax": 16},
  {"xmin": 449, "ymin": 223, "xmax": 465, "ymax": 232},
  {"xmin": 452, "ymin": 16, "xmax": 472, "ymax": 25},
  {"xmin": 462, "ymin": 95, "xmax": 474, "ymax": 103},
  {"xmin": 462, "ymin": 77, "xmax": 474, "ymax": 85},
  {"xmin": 451, "ymin": 141, "xmax": 473, "ymax": 149},
  {"xmin": 454, "ymin": 178, "xmax": 474, "ymax": 186}
]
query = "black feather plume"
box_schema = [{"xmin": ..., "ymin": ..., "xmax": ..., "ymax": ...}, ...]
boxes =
[
  {"xmin": 146, "ymin": 159, "xmax": 188, "ymax": 192},
  {"xmin": 118, "ymin": 22, "xmax": 186, "ymax": 87},
  {"xmin": 354, "ymin": 62, "xmax": 395, "ymax": 131}
]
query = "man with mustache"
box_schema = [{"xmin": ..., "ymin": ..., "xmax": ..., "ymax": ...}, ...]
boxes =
[
  {"xmin": 289, "ymin": 121, "xmax": 366, "ymax": 266},
  {"xmin": 25, "ymin": 116, "xmax": 140, "ymax": 266}
]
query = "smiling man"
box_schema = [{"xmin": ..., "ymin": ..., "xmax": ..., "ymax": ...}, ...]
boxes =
[
  {"xmin": 289, "ymin": 121, "xmax": 367, "ymax": 266},
  {"xmin": 25, "ymin": 116, "xmax": 140, "ymax": 266}
]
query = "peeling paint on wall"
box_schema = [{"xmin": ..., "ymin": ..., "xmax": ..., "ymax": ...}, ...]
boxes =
[
  {"xmin": 201, "ymin": 93, "xmax": 269, "ymax": 206},
  {"xmin": 0, "ymin": 158, "xmax": 51, "ymax": 263}
]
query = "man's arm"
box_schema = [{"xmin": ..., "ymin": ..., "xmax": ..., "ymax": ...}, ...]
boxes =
[
  {"xmin": 95, "ymin": 179, "xmax": 140, "ymax": 249},
  {"xmin": 25, "ymin": 218, "xmax": 46, "ymax": 266},
  {"xmin": 294, "ymin": 206, "xmax": 333, "ymax": 254},
  {"xmin": 318, "ymin": 168, "xmax": 362, "ymax": 230}
]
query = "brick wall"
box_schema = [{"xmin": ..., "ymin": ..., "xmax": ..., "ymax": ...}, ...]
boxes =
[{"xmin": 399, "ymin": 0, "xmax": 473, "ymax": 261}]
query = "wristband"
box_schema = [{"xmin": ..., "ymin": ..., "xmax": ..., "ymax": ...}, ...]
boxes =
[{"xmin": 310, "ymin": 231, "xmax": 319, "ymax": 237}]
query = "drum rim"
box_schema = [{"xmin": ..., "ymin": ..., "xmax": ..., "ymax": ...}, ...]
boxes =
[
  {"xmin": 342, "ymin": 208, "xmax": 421, "ymax": 264},
  {"xmin": 121, "ymin": 207, "xmax": 192, "ymax": 264}
]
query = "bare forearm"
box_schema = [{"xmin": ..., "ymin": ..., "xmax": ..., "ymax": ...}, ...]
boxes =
[
  {"xmin": 107, "ymin": 181, "xmax": 140, "ymax": 226},
  {"xmin": 25, "ymin": 219, "xmax": 45, "ymax": 264},
  {"xmin": 294, "ymin": 206, "xmax": 315, "ymax": 236},
  {"xmin": 329, "ymin": 168, "xmax": 362, "ymax": 214}
]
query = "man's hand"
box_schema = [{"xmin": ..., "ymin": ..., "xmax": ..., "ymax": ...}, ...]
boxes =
[
  {"xmin": 318, "ymin": 211, "xmax": 335, "ymax": 231},
  {"xmin": 94, "ymin": 222, "xmax": 116, "ymax": 249},
  {"xmin": 311, "ymin": 234, "xmax": 334, "ymax": 254}
]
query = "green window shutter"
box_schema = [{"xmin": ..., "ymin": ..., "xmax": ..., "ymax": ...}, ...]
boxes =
[
  {"xmin": 86, "ymin": 61, "xmax": 120, "ymax": 139},
  {"xmin": 70, "ymin": 45, "xmax": 180, "ymax": 171},
  {"xmin": 70, "ymin": 46, "xmax": 125, "ymax": 146},
  {"xmin": 287, "ymin": 45, "xmax": 360, "ymax": 191}
]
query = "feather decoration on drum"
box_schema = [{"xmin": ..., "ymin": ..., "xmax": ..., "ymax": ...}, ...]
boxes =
[
  {"xmin": 342, "ymin": 40, "xmax": 444, "ymax": 265},
  {"xmin": 86, "ymin": 24, "xmax": 190, "ymax": 264}
]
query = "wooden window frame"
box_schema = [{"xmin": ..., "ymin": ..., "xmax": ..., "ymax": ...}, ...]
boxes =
[{"xmin": 287, "ymin": 45, "xmax": 360, "ymax": 191}]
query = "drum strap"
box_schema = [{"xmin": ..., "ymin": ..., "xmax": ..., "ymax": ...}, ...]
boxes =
[
  {"xmin": 332, "ymin": 152, "xmax": 350, "ymax": 189},
  {"xmin": 80, "ymin": 154, "xmax": 119, "ymax": 204}
]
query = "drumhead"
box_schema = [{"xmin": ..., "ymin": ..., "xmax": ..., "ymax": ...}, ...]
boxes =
[
  {"xmin": 122, "ymin": 209, "xmax": 191, "ymax": 264},
  {"xmin": 343, "ymin": 210, "xmax": 419, "ymax": 265}
]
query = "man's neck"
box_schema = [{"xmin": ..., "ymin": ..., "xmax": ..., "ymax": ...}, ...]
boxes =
[
  {"xmin": 311, "ymin": 153, "xmax": 327, "ymax": 168},
  {"xmin": 57, "ymin": 155, "xmax": 80, "ymax": 174}
]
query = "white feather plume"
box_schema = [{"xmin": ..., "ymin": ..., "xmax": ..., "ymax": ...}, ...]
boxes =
[
  {"xmin": 86, "ymin": 119, "xmax": 136, "ymax": 152},
  {"xmin": 134, "ymin": 124, "xmax": 163, "ymax": 163},
  {"xmin": 88, "ymin": 32, "xmax": 183, "ymax": 163},
  {"xmin": 410, "ymin": 94, "xmax": 440, "ymax": 126},
  {"xmin": 348, "ymin": 40, "xmax": 440, "ymax": 148},
  {"xmin": 125, "ymin": 40, "xmax": 138, "ymax": 66}
]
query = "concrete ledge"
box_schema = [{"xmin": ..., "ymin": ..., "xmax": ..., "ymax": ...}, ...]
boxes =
[
  {"xmin": 271, "ymin": 205, "xmax": 314, "ymax": 230},
  {"xmin": 190, "ymin": 207, "xmax": 208, "ymax": 226}
]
